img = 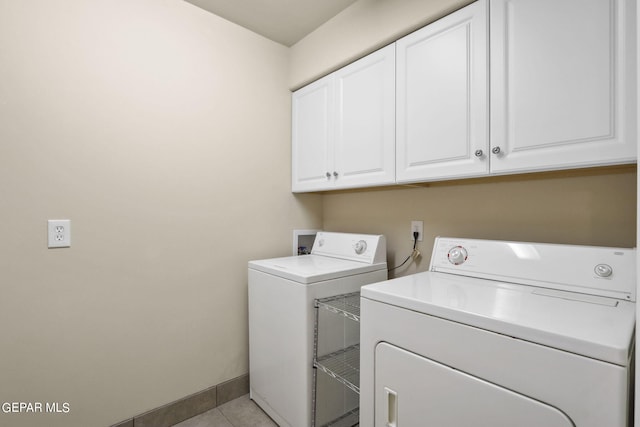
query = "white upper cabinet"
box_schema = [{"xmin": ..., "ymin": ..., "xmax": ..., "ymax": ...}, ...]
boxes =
[
  {"xmin": 333, "ymin": 45, "xmax": 396, "ymax": 190},
  {"xmin": 292, "ymin": 45, "xmax": 395, "ymax": 192},
  {"xmin": 291, "ymin": 74, "xmax": 334, "ymax": 192},
  {"xmin": 396, "ymin": 0, "xmax": 489, "ymax": 183},
  {"xmin": 490, "ymin": 0, "xmax": 637, "ymax": 173},
  {"xmin": 293, "ymin": 0, "xmax": 637, "ymax": 191}
]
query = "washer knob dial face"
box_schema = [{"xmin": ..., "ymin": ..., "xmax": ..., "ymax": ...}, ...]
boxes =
[
  {"xmin": 447, "ymin": 246, "xmax": 468, "ymax": 265},
  {"xmin": 354, "ymin": 240, "xmax": 367, "ymax": 255},
  {"xmin": 594, "ymin": 264, "xmax": 613, "ymax": 277}
]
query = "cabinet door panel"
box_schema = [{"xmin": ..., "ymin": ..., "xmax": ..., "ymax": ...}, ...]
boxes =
[
  {"xmin": 396, "ymin": 0, "xmax": 489, "ymax": 183},
  {"xmin": 334, "ymin": 44, "xmax": 395, "ymax": 189},
  {"xmin": 292, "ymin": 75, "xmax": 334, "ymax": 192},
  {"xmin": 490, "ymin": 0, "xmax": 636, "ymax": 173}
]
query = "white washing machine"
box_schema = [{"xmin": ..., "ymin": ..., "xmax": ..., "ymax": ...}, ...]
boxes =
[
  {"xmin": 249, "ymin": 231, "xmax": 387, "ymax": 427},
  {"xmin": 360, "ymin": 237, "xmax": 636, "ymax": 427}
]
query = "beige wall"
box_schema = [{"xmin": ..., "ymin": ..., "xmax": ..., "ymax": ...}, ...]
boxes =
[
  {"xmin": 0, "ymin": 1, "xmax": 320, "ymax": 426},
  {"xmin": 323, "ymin": 168, "xmax": 637, "ymax": 278},
  {"xmin": 289, "ymin": 0, "xmax": 474, "ymax": 89}
]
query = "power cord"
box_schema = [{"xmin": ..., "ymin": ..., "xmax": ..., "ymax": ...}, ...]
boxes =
[{"xmin": 388, "ymin": 231, "xmax": 421, "ymax": 272}]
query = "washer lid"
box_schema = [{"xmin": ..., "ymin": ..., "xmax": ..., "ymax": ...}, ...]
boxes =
[
  {"xmin": 249, "ymin": 255, "xmax": 387, "ymax": 284},
  {"xmin": 361, "ymin": 271, "xmax": 635, "ymax": 366}
]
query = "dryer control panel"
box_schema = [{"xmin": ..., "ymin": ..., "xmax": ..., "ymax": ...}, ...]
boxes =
[{"xmin": 430, "ymin": 237, "xmax": 636, "ymax": 301}]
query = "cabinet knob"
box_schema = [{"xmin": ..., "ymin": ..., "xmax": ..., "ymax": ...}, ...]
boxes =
[
  {"xmin": 474, "ymin": 149, "xmax": 484, "ymax": 157},
  {"xmin": 333, "ymin": 171, "xmax": 338, "ymax": 178},
  {"xmin": 492, "ymin": 146, "xmax": 501, "ymax": 155},
  {"xmin": 326, "ymin": 172, "xmax": 331, "ymax": 179}
]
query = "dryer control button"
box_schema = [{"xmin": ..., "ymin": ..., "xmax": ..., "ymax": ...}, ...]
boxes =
[
  {"xmin": 594, "ymin": 264, "xmax": 613, "ymax": 278},
  {"xmin": 354, "ymin": 240, "xmax": 367, "ymax": 255},
  {"xmin": 447, "ymin": 246, "xmax": 468, "ymax": 265}
]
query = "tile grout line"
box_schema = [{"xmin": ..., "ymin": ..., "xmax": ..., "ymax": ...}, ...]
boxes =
[{"xmin": 218, "ymin": 404, "xmax": 235, "ymax": 427}]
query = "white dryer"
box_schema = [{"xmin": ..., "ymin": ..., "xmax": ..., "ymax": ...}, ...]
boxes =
[
  {"xmin": 249, "ymin": 232, "xmax": 387, "ymax": 427},
  {"xmin": 360, "ymin": 237, "xmax": 635, "ymax": 427}
]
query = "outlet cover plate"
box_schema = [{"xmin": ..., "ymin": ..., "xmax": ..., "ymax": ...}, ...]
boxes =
[
  {"xmin": 411, "ymin": 220, "xmax": 423, "ymax": 242},
  {"xmin": 48, "ymin": 219, "xmax": 71, "ymax": 248}
]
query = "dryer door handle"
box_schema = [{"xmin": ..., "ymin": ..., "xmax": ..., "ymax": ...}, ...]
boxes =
[{"xmin": 385, "ymin": 387, "xmax": 398, "ymax": 427}]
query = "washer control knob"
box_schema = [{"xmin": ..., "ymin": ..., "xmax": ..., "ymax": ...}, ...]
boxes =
[
  {"xmin": 354, "ymin": 240, "xmax": 367, "ymax": 255},
  {"xmin": 594, "ymin": 264, "xmax": 613, "ymax": 278},
  {"xmin": 447, "ymin": 246, "xmax": 468, "ymax": 265},
  {"xmin": 317, "ymin": 239, "xmax": 324, "ymax": 247}
]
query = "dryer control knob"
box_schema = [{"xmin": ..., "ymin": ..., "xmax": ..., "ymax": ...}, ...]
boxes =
[
  {"xmin": 354, "ymin": 240, "xmax": 367, "ymax": 255},
  {"xmin": 447, "ymin": 246, "xmax": 468, "ymax": 265},
  {"xmin": 594, "ymin": 264, "xmax": 613, "ymax": 278}
]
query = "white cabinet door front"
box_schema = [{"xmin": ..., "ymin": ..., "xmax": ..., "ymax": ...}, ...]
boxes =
[
  {"xmin": 490, "ymin": 0, "xmax": 636, "ymax": 173},
  {"xmin": 374, "ymin": 343, "xmax": 575, "ymax": 427},
  {"xmin": 292, "ymin": 74, "xmax": 334, "ymax": 192},
  {"xmin": 333, "ymin": 44, "xmax": 395, "ymax": 189},
  {"xmin": 396, "ymin": 0, "xmax": 489, "ymax": 183}
]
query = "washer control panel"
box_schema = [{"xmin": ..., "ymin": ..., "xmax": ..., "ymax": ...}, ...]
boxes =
[
  {"xmin": 312, "ymin": 232, "xmax": 386, "ymax": 264},
  {"xmin": 447, "ymin": 246, "xmax": 468, "ymax": 265}
]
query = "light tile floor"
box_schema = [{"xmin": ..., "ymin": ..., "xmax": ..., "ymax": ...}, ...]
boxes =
[{"xmin": 173, "ymin": 394, "xmax": 277, "ymax": 427}]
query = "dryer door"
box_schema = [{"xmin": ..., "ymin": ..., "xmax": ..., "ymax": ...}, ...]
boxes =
[{"xmin": 375, "ymin": 343, "xmax": 575, "ymax": 427}]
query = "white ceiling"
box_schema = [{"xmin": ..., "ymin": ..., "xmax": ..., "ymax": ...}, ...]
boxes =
[{"xmin": 183, "ymin": 0, "xmax": 359, "ymax": 47}]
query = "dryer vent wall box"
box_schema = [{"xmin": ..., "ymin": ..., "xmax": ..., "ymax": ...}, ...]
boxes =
[
  {"xmin": 293, "ymin": 229, "xmax": 320, "ymax": 255},
  {"xmin": 248, "ymin": 232, "xmax": 387, "ymax": 427},
  {"xmin": 360, "ymin": 237, "xmax": 636, "ymax": 427}
]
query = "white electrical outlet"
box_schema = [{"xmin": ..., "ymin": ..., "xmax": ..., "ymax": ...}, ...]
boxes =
[
  {"xmin": 411, "ymin": 220, "xmax": 423, "ymax": 242},
  {"xmin": 48, "ymin": 220, "xmax": 71, "ymax": 248}
]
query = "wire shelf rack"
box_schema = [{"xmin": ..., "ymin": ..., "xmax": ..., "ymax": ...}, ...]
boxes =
[
  {"xmin": 316, "ymin": 292, "xmax": 361, "ymax": 322},
  {"xmin": 313, "ymin": 292, "xmax": 362, "ymax": 427},
  {"xmin": 315, "ymin": 344, "xmax": 360, "ymax": 394},
  {"xmin": 322, "ymin": 408, "xmax": 359, "ymax": 427}
]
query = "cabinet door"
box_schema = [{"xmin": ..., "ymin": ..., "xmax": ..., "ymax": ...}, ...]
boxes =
[
  {"xmin": 490, "ymin": 0, "xmax": 637, "ymax": 173},
  {"xmin": 292, "ymin": 74, "xmax": 334, "ymax": 192},
  {"xmin": 333, "ymin": 44, "xmax": 396, "ymax": 189},
  {"xmin": 396, "ymin": 0, "xmax": 489, "ymax": 183}
]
